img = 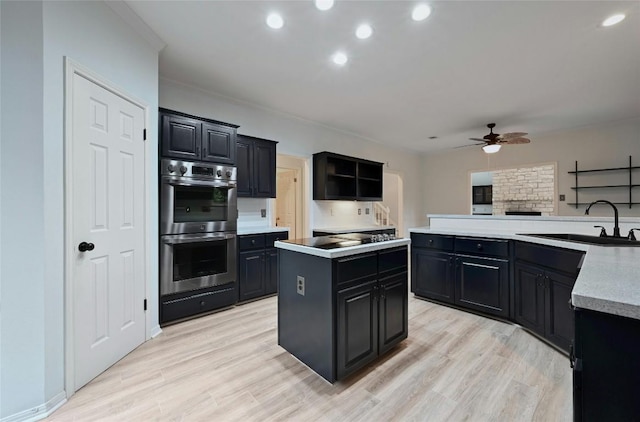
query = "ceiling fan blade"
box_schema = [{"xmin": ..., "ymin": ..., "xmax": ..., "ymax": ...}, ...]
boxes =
[
  {"xmin": 501, "ymin": 137, "xmax": 531, "ymax": 145},
  {"xmin": 468, "ymin": 138, "xmax": 487, "ymax": 143},
  {"xmin": 498, "ymin": 132, "xmax": 528, "ymax": 140},
  {"xmin": 454, "ymin": 143, "xmax": 482, "ymax": 149}
]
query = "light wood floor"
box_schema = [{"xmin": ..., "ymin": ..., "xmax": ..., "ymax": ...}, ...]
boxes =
[{"xmin": 46, "ymin": 296, "xmax": 572, "ymax": 421}]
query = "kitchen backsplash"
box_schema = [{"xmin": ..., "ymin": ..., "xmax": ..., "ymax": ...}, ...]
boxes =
[
  {"xmin": 313, "ymin": 201, "xmax": 376, "ymax": 228},
  {"xmin": 238, "ymin": 197, "xmax": 270, "ymax": 227}
]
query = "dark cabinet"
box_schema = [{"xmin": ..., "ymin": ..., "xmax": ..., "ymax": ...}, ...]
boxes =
[
  {"xmin": 313, "ymin": 151, "xmax": 383, "ymax": 201},
  {"xmin": 236, "ymin": 134, "xmax": 277, "ymax": 198},
  {"xmin": 572, "ymin": 308, "xmax": 640, "ymax": 421},
  {"xmin": 472, "ymin": 185, "xmax": 493, "ymax": 204},
  {"xmin": 514, "ymin": 241, "xmax": 584, "ymax": 352},
  {"xmin": 238, "ymin": 231, "xmax": 288, "ymax": 302},
  {"xmin": 336, "ymin": 280, "xmax": 378, "ymax": 380},
  {"xmin": 335, "ymin": 248, "xmax": 408, "ymax": 380},
  {"xmin": 455, "ymin": 254, "xmax": 509, "ymax": 318},
  {"xmin": 160, "ymin": 108, "xmax": 238, "ymax": 165},
  {"xmin": 410, "ymin": 233, "xmax": 509, "ymax": 318},
  {"xmin": 411, "ymin": 248, "xmax": 454, "ymax": 304}
]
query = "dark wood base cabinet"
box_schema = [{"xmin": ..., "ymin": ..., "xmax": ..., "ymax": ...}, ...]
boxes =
[
  {"xmin": 279, "ymin": 246, "xmax": 408, "ymax": 383},
  {"xmin": 410, "ymin": 234, "xmax": 585, "ymax": 353},
  {"xmin": 238, "ymin": 231, "xmax": 288, "ymax": 302},
  {"xmin": 572, "ymin": 308, "xmax": 640, "ymax": 421}
]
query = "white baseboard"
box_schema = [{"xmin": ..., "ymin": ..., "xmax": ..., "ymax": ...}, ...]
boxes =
[
  {"xmin": 1, "ymin": 391, "xmax": 66, "ymax": 422},
  {"xmin": 150, "ymin": 324, "xmax": 162, "ymax": 339}
]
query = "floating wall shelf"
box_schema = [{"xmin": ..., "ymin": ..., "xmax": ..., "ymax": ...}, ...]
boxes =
[{"xmin": 568, "ymin": 156, "xmax": 638, "ymax": 209}]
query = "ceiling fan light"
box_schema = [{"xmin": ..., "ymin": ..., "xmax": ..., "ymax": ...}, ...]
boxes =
[{"xmin": 482, "ymin": 144, "xmax": 501, "ymax": 154}]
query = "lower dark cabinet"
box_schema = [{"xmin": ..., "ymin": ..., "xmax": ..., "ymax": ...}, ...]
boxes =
[
  {"xmin": 336, "ymin": 280, "xmax": 379, "ymax": 380},
  {"xmin": 455, "ymin": 255, "xmax": 509, "ymax": 318},
  {"xmin": 545, "ymin": 269, "xmax": 576, "ymax": 350},
  {"xmin": 378, "ymin": 272, "xmax": 409, "ymax": 355},
  {"xmin": 573, "ymin": 308, "xmax": 640, "ymax": 421},
  {"xmin": 238, "ymin": 231, "xmax": 288, "ymax": 302},
  {"xmin": 238, "ymin": 250, "xmax": 266, "ymax": 301},
  {"xmin": 514, "ymin": 261, "xmax": 546, "ymax": 335},
  {"xmin": 411, "ymin": 248, "xmax": 454, "ymax": 304}
]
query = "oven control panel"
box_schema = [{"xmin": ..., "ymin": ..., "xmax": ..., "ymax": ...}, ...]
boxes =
[{"xmin": 161, "ymin": 159, "xmax": 236, "ymax": 181}]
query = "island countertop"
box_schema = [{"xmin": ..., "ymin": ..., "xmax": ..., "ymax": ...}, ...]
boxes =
[
  {"xmin": 410, "ymin": 226, "xmax": 640, "ymax": 321},
  {"xmin": 275, "ymin": 237, "xmax": 410, "ymax": 259}
]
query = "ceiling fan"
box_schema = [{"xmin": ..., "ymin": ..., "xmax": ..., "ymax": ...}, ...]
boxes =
[{"xmin": 468, "ymin": 123, "xmax": 530, "ymax": 153}]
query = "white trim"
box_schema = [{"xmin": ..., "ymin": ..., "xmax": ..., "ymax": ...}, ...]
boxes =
[
  {"xmin": 104, "ymin": 1, "xmax": 166, "ymax": 52},
  {"xmin": 63, "ymin": 57, "xmax": 155, "ymax": 398},
  {"xmin": 0, "ymin": 391, "xmax": 66, "ymax": 422}
]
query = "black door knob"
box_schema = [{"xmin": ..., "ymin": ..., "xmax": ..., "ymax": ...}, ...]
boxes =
[{"xmin": 78, "ymin": 242, "xmax": 95, "ymax": 252}]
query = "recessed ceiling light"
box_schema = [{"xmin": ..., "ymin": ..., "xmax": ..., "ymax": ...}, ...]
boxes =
[
  {"xmin": 266, "ymin": 13, "xmax": 284, "ymax": 29},
  {"xmin": 315, "ymin": 0, "xmax": 334, "ymax": 11},
  {"xmin": 412, "ymin": 4, "xmax": 432, "ymax": 21},
  {"xmin": 355, "ymin": 24, "xmax": 373, "ymax": 39},
  {"xmin": 428, "ymin": 136, "xmax": 438, "ymax": 140},
  {"xmin": 332, "ymin": 51, "xmax": 348, "ymax": 66},
  {"xmin": 602, "ymin": 14, "xmax": 625, "ymax": 27}
]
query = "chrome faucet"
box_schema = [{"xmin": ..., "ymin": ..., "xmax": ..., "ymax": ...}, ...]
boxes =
[{"xmin": 585, "ymin": 200, "xmax": 621, "ymax": 238}]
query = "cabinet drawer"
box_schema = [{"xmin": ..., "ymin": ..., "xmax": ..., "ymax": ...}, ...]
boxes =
[
  {"xmin": 455, "ymin": 237, "xmax": 509, "ymax": 258},
  {"xmin": 410, "ymin": 233, "xmax": 454, "ymax": 251},
  {"xmin": 334, "ymin": 253, "xmax": 378, "ymax": 285},
  {"xmin": 379, "ymin": 247, "xmax": 408, "ymax": 275},
  {"xmin": 238, "ymin": 234, "xmax": 265, "ymax": 251},
  {"xmin": 266, "ymin": 231, "xmax": 289, "ymax": 247},
  {"xmin": 515, "ymin": 241, "xmax": 584, "ymax": 275}
]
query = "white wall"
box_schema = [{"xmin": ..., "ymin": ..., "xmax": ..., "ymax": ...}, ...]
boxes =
[
  {"xmin": 422, "ymin": 117, "xmax": 640, "ymax": 220},
  {"xmin": 0, "ymin": 1, "xmax": 159, "ymax": 419},
  {"xmin": 159, "ymin": 78, "xmax": 425, "ymax": 237},
  {"xmin": 1, "ymin": 2, "xmax": 46, "ymax": 416}
]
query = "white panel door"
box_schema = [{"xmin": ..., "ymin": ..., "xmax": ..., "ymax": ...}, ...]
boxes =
[{"xmin": 72, "ymin": 73, "xmax": 146, "ymax": 390}]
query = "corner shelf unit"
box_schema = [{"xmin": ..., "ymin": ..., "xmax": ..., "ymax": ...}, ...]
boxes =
[{"xmin": 568, "ymin": 156, "xmax": 639, "ymax": 208}]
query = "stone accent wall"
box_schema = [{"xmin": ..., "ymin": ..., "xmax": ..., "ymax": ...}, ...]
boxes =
[{"xmin": 492, "ymin": 164, "xmax": 555, "ymax": 215}]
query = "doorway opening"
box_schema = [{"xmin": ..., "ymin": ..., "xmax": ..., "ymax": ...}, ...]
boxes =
[
  {"xmin": 382, "ymin": 170, "xmax": 404, "ymax": 237},
  {"xmin": 274, "ymin": 154, "xmax": 308, "ymax": 239}
]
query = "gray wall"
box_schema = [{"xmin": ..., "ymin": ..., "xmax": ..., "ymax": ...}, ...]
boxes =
[
  {"xmin": 159, "ymin": 78, "xmax": 426, "ymax": 235},
  {"xmin": 422, "ymin": 117, "xmax": 640, "ymax": 219},
  {"xmin": 0, "ymin": 1, "xmax": 159, "ymax": 418}
]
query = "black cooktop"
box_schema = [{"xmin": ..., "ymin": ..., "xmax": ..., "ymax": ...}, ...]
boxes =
[{"xmin": 282, "ymin": 233, "xmax": 393, "ymax": 250}]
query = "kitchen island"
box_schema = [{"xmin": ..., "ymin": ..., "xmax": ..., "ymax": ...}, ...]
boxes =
[{"xmin": 275, "ymin": 235, "xmax": 410, "ymax": 382}]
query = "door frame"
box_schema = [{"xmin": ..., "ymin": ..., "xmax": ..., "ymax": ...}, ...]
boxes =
[
  {"xmin": 382, "ymin": 169, "xmax": 404, "ymax": 237},
  {"xmin": 274, "ymin": 154, "xmax": 309, "ymax": 237},
  {"xmin": 63, "ymin": 57, "xmax": 153, "ymax": 397}
]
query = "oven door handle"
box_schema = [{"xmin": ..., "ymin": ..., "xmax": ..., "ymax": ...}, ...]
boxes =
[
  {"xmin": 162, "ymin": 234, "xmax": 236, "ymax": 245},
  {"xmin": 163, "ymin": 178, "xmax": 236, "ymax": 188}
]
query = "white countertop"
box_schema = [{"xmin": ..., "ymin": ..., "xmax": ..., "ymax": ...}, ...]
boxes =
[
  {"xmin": 427, "ymin": 214, "xmax": 640, "ymax": 223},
  {"xmin": 313, "ymin": 225, "xmax": 395, "ymax": 234},
  {"xmin": 409, "ymin": 226, "xmax": 640, "ymax": 321},
  {"xmin": 275, "ymin": 238, "xmax": 410, "ymax": 259},
  {"xmin": 237, "ymin": 226, "xmax": 289, "ymax": 235}
]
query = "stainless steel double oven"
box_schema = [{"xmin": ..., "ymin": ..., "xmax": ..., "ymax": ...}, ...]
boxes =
[{"xmin": 160, "ymin": 159, "xmax": 237, "ymax": 298}]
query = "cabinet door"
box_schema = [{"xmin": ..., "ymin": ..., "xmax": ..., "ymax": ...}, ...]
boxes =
[
  {"xmin": 455, "ymin": 255, "xmax": 509, "ymax": 318},
  {"xmin": 379, "ymin": 272, "xmax": 408, "ymax": 355},
  {"xmin": 265, "ymin": 248, "xmax": 278, "ymax": 295},
  {"xmin": 201, "ymin": 122, "xmax": 236, "ymax": 165},
  {"xmin": 236, "ymin": 137, "xmax": 253, "ymax": 197},
  {"xmin": 161, "ymin": 113, "xmax": 201, "ymax": 160},
  {"xmin": 253, "ymin": 139, "xmax": 276, "ymax": 197},
  {"xmin": 411, "ymin": 249, "xmax": 454, "ymax": 304},
  {"xmin": 514, "ymin": 262, "xmax": 545, "ymax": 335},
  {"xmin": 336, "ymin": 280, "xmax": 378, "ymax": 380},
  {"xmin": 544, "ymin": 269, "xmax": 576, "ymax": 352},
  {"xmin": 238, "ymin": 250, "xmax": 265, "ymax": 301}
]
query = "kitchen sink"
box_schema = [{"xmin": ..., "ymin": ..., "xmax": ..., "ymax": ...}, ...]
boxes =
[{"xmin": 520, "ymin": 233, "xmax": 640, "ymax": 246}]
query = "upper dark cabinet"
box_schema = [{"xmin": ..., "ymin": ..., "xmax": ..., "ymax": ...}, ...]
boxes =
[
  {"xmin": 472, "ymin": 185, "xmax": 493, "ymax": 204},
  {"xmin": 236, "ymin": 134, "xmax": 277, "ymax": 198},
  {"xmin": 313, "ymin": 152, "xmax": 383, "ymax": 201},
  {"xmin": 160, "ymin": 108, "xmax": 238, "ymax": 165}
]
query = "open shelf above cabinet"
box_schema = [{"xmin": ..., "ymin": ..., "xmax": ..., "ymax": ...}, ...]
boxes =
[
  {"xmin": 313, "ymin": 152, "xmax": 383, "ymax": 201},
  {"xmin": 569, "ymin": 156, "xmax": 638, "ymax": 209}
]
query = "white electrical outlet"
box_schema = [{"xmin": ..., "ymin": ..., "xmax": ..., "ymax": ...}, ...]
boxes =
[
  {"xmin": 358, "ymin": 208, "xmax": 361, "ymax": 215},
  {"xmin": 297, "ymin": 276, "xmax": 305, "ymax": 296}
]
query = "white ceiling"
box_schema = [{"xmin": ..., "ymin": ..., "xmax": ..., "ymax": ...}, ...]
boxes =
[{"xmin": 126, "ymin": 1, "xmax": 640, "ymax": 153}]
